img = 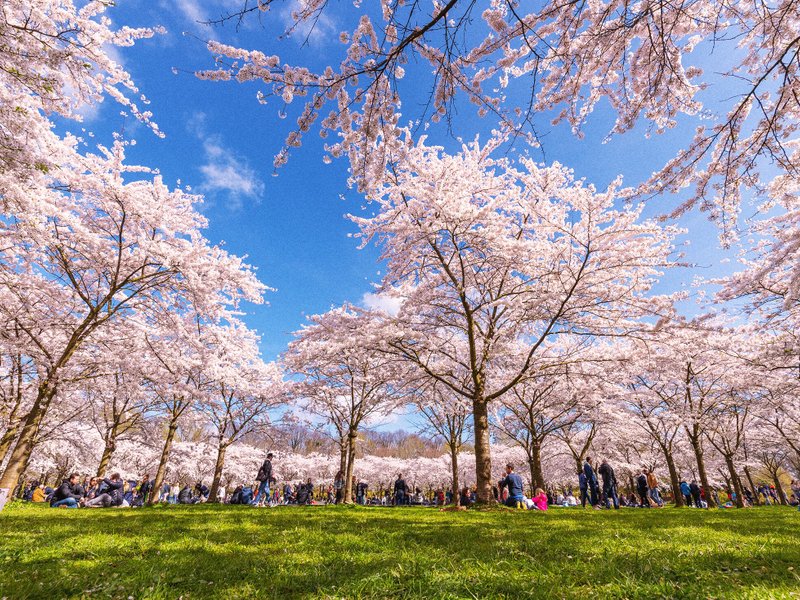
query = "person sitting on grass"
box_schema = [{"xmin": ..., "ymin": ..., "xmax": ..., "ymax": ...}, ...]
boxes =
[
  {"xmin": 498, "ymin": 463, "xmax": 525, "ymax": 508},
  {"xmin": 240, "ymin": 484, "xmax": 254, "ymax": 505},
  {"xmin": 530, "ymin": 488, "xmax": 548, "ymax": 511},
  {"xmin": 229, "ymin": 484, "xmax": 243, "ymax": 504},
  {"xmin": 194, "ymin": 482, "xmax": 209, "ymax": 503},
  {"xmin": 50, "ymin": 473, "xmax": 82, "ymax": 508},
  {"xmin": 177, "ymin": 483, "xmax": 195, "ymax": 504},
  {"xmin": 83, "ymin": 473, "xmax": 124, "ymax": 508},
  {"xmin": 790, "ymin": 480, "xmax": 800, "ymax": 510},
  {"xmin": 30, "ymin": 482, "xmax": 47, "ymax": 503}
]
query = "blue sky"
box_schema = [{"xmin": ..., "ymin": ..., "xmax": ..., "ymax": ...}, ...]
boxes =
[{"xmin": 79, "ymin": 1, "xmax": 747, "ymax": 361}]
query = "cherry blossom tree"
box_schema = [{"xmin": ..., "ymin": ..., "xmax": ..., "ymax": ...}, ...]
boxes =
[
  {"xmin": 201, "ymin": 0, "xmax": 800, "ymax": 234},
  {"xmin": 0, "ymin": 141, "xmax": 265, "ymax": 496},
  {"xmin": 356, "ymin": 136, "xmax": 677, "ymax": 502},
  {"xmin": 492, "ymin": 365, "xmax": 588, "ymax": 493},
  {"xmin": 0, "ymin": 0, "xmax": 163, "ymax": 194},
  {"xmin": 284, "ymin": 305, "xmax": 401, "ymax": 502},
  {"xmin": 82, "ymin": 325, "xmax": 160, "ymax": 477},
  {"xmin": 622, "ymin": 340, "xmax": 691, "ymax": 506},
  {"xmin": 410, "ymin": 380, "xmax": 472, "ymax": 506},
  {"xmin": 201, "ymin": 322, "xmax": 285, "ymax": 502}
]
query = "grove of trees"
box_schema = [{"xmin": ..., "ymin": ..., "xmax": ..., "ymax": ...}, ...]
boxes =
[{"xmin": 1, "ymin": 0, "xmax": 799, "ymax": 507}]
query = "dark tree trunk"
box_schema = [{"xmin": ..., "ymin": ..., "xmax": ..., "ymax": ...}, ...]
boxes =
[
  {"xmin": 344, "ymin": 430, "xmax": 357, "ymax": 503},
  {"xmin": 723, "ymin": 455, "xmax": 745, "ymax": 508},
  {"xmin": 0, "ymin": 385, "xmax": 56, "ymax": 494},
  {"xmin": 661, "ymin": 444, "xmax": 684, "ymax": 507},
  {"xmin": 688, "ymin": 434, "xmax": 716, "ymax": 507},
  {"xmin": 472, "ymin": 396, "xmax": 493, "ymax": 504},
  {"xmin": 772, "ymin": 472, "xmax": 788, "ymax": 505},
  {"xmin": 208, "ymin": 439, "xmax": 228, "ymax": 503},
  {"xmin": 149, "ymin": 420, "xmax": 178, "ymax": 506},
  {"xmin": 528, "ymin": 439, "xmax": 545, "ymax": 493},
  {"xmin": 450, "ymin": 443, "xmax": 460, "ymax": 507},
  {"xmin": 96, "ymin": 424, "xmax": 121, "ymax": 478},
  {"xmin": 744, "ymin": 466, "xmax": 760, "ymax": 506},
  {"xmin": 0, "ymin": 406, "xmax": 22, "ymax": 467}
]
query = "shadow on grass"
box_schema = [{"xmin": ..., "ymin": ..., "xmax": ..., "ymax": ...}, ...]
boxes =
[{"xmin": 1, "ymin": 504, "xmax": 798, "ymax": 598}]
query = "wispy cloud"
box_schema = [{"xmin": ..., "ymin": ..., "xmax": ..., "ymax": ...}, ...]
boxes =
[
  {"xmin": 175, "ymin": 0, "xmax": 209, "ymax": 25},
  {"xmin": 281, "ymin": 0, "xmax": 337, "ymax": 46},
  {"xmin": 167, "ymin": 0, "xmax": 219, "ymax": 40},
  {"xmin": 188, "ymin": 112, "xmax": 264, "ymax": 209}
]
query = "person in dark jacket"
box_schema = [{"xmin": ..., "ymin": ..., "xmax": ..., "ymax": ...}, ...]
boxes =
[
  {"xmin": 84, "ymin": 473, "xmax": 124, "ymax": 508},
  {"xmin": 255, "ymin": 453, "xmax": 273, "ymax": 507},
  {"xmin": 689, "ymin": 481, "xmax": 702, "ymax": 508},
  {"xmin": 138, "ymin": 475, "xmax": 154, "ymax": 504},
  {"xmin": 583, "ymin": 458, "xmax": 600, "ymax": 508},
  {"xmin": 636, "ymin": 469, "xmax": 650, "ymax": 507},
  {"xmin": 578, "ymin": 471, "xmax": 589, "ymax": 507},
  {"xmin": 178, "ymin": 484, "xmax": 195, "ymax": 504},
  {"xmin": 393, "ymin": 473, "xmax": 408, "ymax": 506},
  {"xmin": 498, "ymin": 463, "xmax": 525, "ymax": 508},
  {"xmin": 194, "ymin": 482, "xmax": 209, "ymax": 502},
  {"xmin": 50, "ymin": 473, "xmax": 82, "ymax": 508},
  {"xmin": 229, "ymin": 485, "xmax": 244, "ymax": 504},
  {"xmin": 598, "ymin": 460, "xmax": 619, "ymax": 509}
]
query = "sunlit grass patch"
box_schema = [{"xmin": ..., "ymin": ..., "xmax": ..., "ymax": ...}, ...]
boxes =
[{"xmin": 0, "ymin": 503, "xmax": 798, "ymax": 598}]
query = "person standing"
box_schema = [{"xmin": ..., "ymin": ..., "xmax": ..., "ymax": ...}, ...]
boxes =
[
  {"xmin": 680, "ymin": 480, "xmax": 692, "ymax": 507},
  {"xmin": 636, "ymin": 469, "xmax": 649, "ymax": 508},
  {"xmin": 333, "ymin": 471, "xmax": 345, "ymax": 504},
  {"xmin": 356, "ymin": 480, "xmax": 368, "ymax": 505},
  {"xmin": 498, "ymin": 463, "xmax": 526, "ymax": 508},
  {"xmin": 393, "ymin": 473, "xmax": 407, "ymax": 506},
  {"xmin": 646, "ymin": 468, "xmax": 663, "ymax": 507},
  {"xmin": 255, "ymin": 452, "xmax": 273, "ymax": 507},
  {"xmin": 578, "ymin": 470, "xmax": 589, "ymax": 508},
  {"xmin": 598, "ymin": 460, "xmax": 619, "ymax": 509},
  {"xmin": 583, "ymin": 457, "xmax": 600, "ymax": 508}
]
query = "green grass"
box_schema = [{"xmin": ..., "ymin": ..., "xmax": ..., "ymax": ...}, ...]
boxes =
[{"xmin": 1, "ymin": 503, "xmax": 798, "ymax": 599}]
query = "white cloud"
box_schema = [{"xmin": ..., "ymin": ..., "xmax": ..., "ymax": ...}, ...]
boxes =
[
  {"xmin": 361, "ymin": 292, "xmax": 403, "ymax": 316},
  {"xmin": 175, "ymin": 0, "xmax": 209, "ymax": 25},
  {"xmin": 281, "ymin": 0, "xmax": 336, "ymax": 46},
  {"xmin": 188, "ymin": 112, "xmax": 265, "ymax": 209}
]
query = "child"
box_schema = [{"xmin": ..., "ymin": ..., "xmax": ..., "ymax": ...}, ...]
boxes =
[{"xmin": 531, "ymin": 488, "xmax": 548, "ymax": 511}]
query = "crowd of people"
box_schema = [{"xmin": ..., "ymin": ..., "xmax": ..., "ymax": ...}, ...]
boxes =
[{"xmin": 18, "ymin": 453, "xmax": 800, "ymax": 512}]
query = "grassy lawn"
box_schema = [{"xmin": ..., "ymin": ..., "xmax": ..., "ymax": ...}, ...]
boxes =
[{"xmin": 0, "ymin": 503, "xmax": 798, "ymax": 599}]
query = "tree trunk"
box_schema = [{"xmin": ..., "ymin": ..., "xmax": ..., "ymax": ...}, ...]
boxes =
[
  {"xmin": 688, "ymin": 434, "xmax": 715, "ymax": 507},
  {"xmin": 771, "ymin": 471, "xmax": 788, "ymax": 505},
  {"xmin": 743, "ymin": 466, "xmax": 760, "ymax": 506},
  {"xmin": 723, "ymin": 455, "xmax": 745, "ymax": 508},
  {"xmin": 96, "ymin": 424, "xmax": 120, "ymax": 478},
  {"xmin": 0, "ymin": 404, "xmax": 22, "ymax": 467},
  {"xmin": 208, "ymin": 439, "xmax": 229, "ymax": 503},
  {"xmin": 149, "ymin": 420, "xmax": 179, "ymax": 506},
  {"xmin": 661, "ymin": 444, "xmax": 684, "ymax": 507},
  {"xmin": 450, "ymin": 442, "xmax": 460, "ymax": 507},
  {"xmin": 0, "ymin": 386, "xmax": 56, "ymax": 495},
  {"xmin": 472, "ymin": 396, "xmax": 493, "ymax": 504},
  {"xmin": 343, "ymin": 430, "xmax": 357, "ymax": 503},
  {"xmin": 339, "ymin": 440, "xmax": 348, "ymax": 481},
  {"xmin": 528, "ymin": 439, "xmax": 545, "ymax": 493}
]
